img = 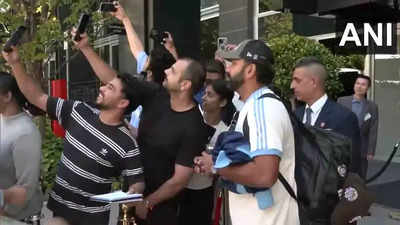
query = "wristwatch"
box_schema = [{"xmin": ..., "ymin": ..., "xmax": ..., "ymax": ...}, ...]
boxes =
[{"xmin": 0, "ymin": 189, "xmax": 4, "ymax": 208}]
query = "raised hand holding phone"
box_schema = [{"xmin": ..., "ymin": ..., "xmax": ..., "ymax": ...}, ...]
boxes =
[
  {"xmin": 3, "ymin": 26, "xmax": 27, "ymax": 53},
  {"xmin": 74, "ymin": 13, "xmax": 90, "ymax": 42}
]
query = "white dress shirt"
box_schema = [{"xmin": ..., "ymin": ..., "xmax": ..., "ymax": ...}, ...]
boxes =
[{"xmin": 302, "ymin": 94, "xmax": 328, "ymax": 126}]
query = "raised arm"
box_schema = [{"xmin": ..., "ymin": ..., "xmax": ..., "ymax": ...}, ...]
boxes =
[
  {"xmin": 2, "ymin": 48, "xmax": 48, "ymax": 112},
  {"xmin": 164, "ymin": 32, "xmax": 178, "ymax": 60},
  {"xmin": 72, "ymin": 31, "xmax": 117, "ymax": 83},
  {"xmin": 111, "ymin": 2, "xmax": 145, "ymax": 60}
]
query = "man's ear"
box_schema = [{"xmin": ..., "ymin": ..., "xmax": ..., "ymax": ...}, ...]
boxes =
[
  {"xmin": 219, "ymin": 98, "xmax": 227, "ymax": 108},
  {"xmin": 119, "ymin": 98, "xmax": 130, "ymax": 110},
  {"xmin": 181, "ymin": 80, "xmax": 192, "ymax": 92},
  {"xmin": 245, "ymin": 63, "xmax": 257, "ymax": 80},
  {"xmin": 310, "ymin": 76, "xmax": 319, "ymax": 88}
]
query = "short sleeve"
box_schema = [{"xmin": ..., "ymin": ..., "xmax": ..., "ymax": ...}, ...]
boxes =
[
  {"xmin": 247, "ymin": 98, "xmax": 289, "ymax": 158},
  {"xmin": 136, "ymin": 51, "xmax": 148, "ymax": 74},
  {"xmin": 120, "ymin": 144, "xmax": 144, "ymax": 185},
  {"xmin": 46, "ymin": 97, "xmax": 77, "ymax": 128},
  {"xmin": 176, "ymin": 123, "xmax": 214, "ymax": 168}
]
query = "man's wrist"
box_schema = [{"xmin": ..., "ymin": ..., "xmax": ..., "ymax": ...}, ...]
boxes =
[
  {"xmin": 122, "ymin": 17, "xmax": 130, "ymax": 24},
  {"xmin": 165, "ymin": 45, "xmax": 176, "ymax": 51},
  {"xmin": 79, "ymin": 45, "xmax": 91, "ymax": 52},
  {"xmin": 144, "ymin": 198, "xmax": 154, "ymax": 211},
  {"xmin": 9, "ymin": 61, "xmax": 21, "ymax": 68}
]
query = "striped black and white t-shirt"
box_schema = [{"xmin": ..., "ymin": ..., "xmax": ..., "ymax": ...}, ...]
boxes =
[{"xmin": 46, "ymin": 97, "xmax": 144, "ymax": 223}]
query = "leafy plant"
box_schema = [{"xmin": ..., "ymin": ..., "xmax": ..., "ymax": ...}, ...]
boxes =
[
  {"xmin": 40, "ymin": 119, "xmax": 63, "ymax": 193},
  {"xmin": 269, "ymin": 34, "xmax": 364, "ymax": 100},
  {"xmin": 200, "ymin": 17, "xmax": 219, "ymax": 61}
]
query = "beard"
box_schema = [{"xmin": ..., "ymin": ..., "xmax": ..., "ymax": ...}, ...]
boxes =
[
  {"xmin": 94, "ymin": 93, "xmax": 110, "ymax": 110},
  {"xmin": 229, "ymin": 69, "xmax": 245, "ymax": 91},
  {"xmin": 94, "ymin": 101, "xmax": 111, "ymax": 110},
  {"xmin": 95, "ymin": 103, "xmax": 106, "ymax": 110}
]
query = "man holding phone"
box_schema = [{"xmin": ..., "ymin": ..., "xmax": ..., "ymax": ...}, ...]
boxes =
[
  {"xmin": 109, "ymin": 2, "xmax": 177, "ymax": 135},
  {"xmin": 2, "ymin": 45, "xmax": 145, "ymax": 225}
]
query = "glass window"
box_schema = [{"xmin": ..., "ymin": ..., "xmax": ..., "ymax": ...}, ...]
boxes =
[
  {"xmin": 201, "ymin": 0, "xmax": 218, "ymax": 10},
  {"xmin": 200, "ymin": 17, "xmax": 219, "ymax": 60},
  {"xmin": 98, "ymin": 46, "xmax": 110, "ymax": 65},
  {"xmin": 112, "ymin": 45, "xmax": 119, "ymax": 70}
]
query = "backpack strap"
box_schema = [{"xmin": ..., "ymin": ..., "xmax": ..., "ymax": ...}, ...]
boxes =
[
  {"xmin": 244, "ymin": 92, "xmax": 299, "ymax": 202},
  {"xmin": 229, "ymin": 111, "xmax": 240, "ymax": 131},
  {"xmin": 278, "ymin": 173, "xmax": 298, "ymax": 201}
]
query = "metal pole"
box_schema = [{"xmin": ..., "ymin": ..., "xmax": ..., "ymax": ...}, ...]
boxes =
[
  {"xmin": 370, "ymin": 53, "xmax": 375, "ymax": 101},
  {"xmin": 64, "ymin": 40, "xmax": 70, "ymax": 99},
  {"xmin": 253, "ymin": 0, "xmax": 259, "ymax": 39}
]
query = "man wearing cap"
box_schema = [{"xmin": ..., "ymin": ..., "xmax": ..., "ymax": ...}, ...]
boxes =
[{"xmin": 195, "ymin": 40, "xmax": 299, "ymax": 225}]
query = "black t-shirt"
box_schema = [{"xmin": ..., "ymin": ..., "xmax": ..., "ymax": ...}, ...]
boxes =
[{"xmin": 129, "ymin": 79, "xmax": 213, "ymax": 195}]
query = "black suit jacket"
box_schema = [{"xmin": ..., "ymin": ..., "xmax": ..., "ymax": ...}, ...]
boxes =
[{"xmin": 295, "ymin": 99, "xmax": 362, "ymax": 175}]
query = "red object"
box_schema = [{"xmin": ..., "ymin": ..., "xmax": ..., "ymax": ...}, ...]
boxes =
[
  {"xmin": 51, "ymin": 79, "xmax": 67, "ymax": 138},
  {"xmin": 213, "ymin": 190, "xmax": 223, "ymax": 225}
]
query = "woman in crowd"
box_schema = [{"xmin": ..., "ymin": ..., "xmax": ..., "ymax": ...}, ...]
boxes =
[
  {"xmin": 0, "ymin": 72, "xmax": 43, "ymax": 221},
  {"xmin": 180, "ymin": 79, "xmax": 234, "ymax": 225}
]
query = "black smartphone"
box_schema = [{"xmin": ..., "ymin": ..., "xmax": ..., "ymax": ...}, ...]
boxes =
[
  {"xmin": 99, "ymin": 2, "xmax": 117, "ymax": 12},
  {"xmin": 74, "ymin": 14, "xmax": 91, "ymax": 41},
  {"xmin": 3, "ymin": 26, "xmax": 27, "ymax": 52}
]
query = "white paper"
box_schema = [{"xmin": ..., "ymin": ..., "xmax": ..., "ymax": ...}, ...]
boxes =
[{"xmin": 90, "ymin": 190, "xmax": 143, "ymax": 203}]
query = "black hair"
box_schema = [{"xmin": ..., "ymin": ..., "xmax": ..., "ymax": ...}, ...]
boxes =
[
  {"xmin": 356, "ymin": 74, "xmax": 371, "ymax": 87},
  {"xmin": 206, "ymin": 60, "xmax": 225, "ymax": 80},
  {"xmin": 293, "ymin": 56, "xmax": 324, "ymax": 70},
  {"xmin": 0, "ymin": 72, "xmax": 44, "ymax": 116},
  {"xmin": 148, "ymin": 47, "xmax": 176, "ymax": 84},
  {"xmin": 293, "ymin": 56, "xmax": 328, "ymax": 83},
  {"xmin": 0, "ymin": 72, "xmax": 26, "ymax": 106},
  {"xmin": 209, "ymin": 79, "xmax": 236, "ymax": 126},
  {"xmin": 116, "ymin": 73, "xmax": 139, "ymax": 114},
  {"xmin": 181, "ymin": 58, "xmax": 206, "ymax": 94},
  {"xmin": 244, "ymin": 60, "xmax": 275, "ymax": 86}
]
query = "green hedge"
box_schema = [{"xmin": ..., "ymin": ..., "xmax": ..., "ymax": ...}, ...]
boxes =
[
  {"xmin": 269, "ymin": 34, "xmax": 364, "ymax": 100},
  {"xmin": 41, "ymin": 119, "xmax": 63, "ymax": 193}
]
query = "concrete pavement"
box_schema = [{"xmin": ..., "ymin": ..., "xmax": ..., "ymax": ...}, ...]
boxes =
[{"xmin": 358, "ymin": 159, "xmax": 400, "ymax": 225}]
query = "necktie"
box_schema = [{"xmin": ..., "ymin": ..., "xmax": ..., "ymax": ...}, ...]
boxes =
[{"xmin": 305, "ymin": 108, "xmax": 313, "ymax": 126}]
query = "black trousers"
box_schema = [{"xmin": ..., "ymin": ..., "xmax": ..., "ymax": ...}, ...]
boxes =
[
  {"xmin": 360, "ymin": 157, "xmax": 369, "ymax": 180},
  {"xmin": 178, "ymin": 186, "xmax": 214, "ymax": 225}
]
